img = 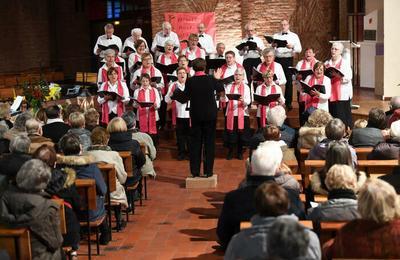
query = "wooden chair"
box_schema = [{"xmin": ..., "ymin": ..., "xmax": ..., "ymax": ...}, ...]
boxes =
[
  {"xmin": 118, "ymin": 151, "xmax": 140, "ymax": 218},
  {"xmin": 354, "ymin": 147, "xmax": 373, "ymax": 160},
  {"xmin": 304, "ymin": 160, "xmax": 325, "ymax": 188},
  {"xmin": 97, "ymin": 163, "xmax": 117, "ymax": 236},
  {"xmin": 75, "ymin": 179, "xmax": 104, "ymax": 259},
  {"xmin": 357, "ymin": 159, "xmax": 399, "ymax": 177},
  {"xmin": 0, "ymin": 227, "xmax": 31, "ymax": 260},
  {"xmin": 316, "ymin": 221, "xmax": 347, "ymax": 244},
  {"xmin": 284, "ymin": 159, "xmax": 298, "ymax": 174},
  {"xmin": 52, "ymin": 199, "xmax": 73, "ymax": 257},
  {"xmin": 241, "ymin": 220, "xmax": 314, "ymax": 230},
  {"xmin": 299, "ymin": 193, "xmax": 328, "ymax": 204}
]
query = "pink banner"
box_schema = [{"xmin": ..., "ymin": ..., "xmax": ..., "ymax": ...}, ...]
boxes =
[{"xmin": 164, "ymin": 12, "xmax": 216, "ymax": 48}]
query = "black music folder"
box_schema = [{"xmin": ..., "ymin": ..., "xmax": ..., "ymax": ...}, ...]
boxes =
[
  {"xmin": 133, "ymin": 99, "xmax": 154, "ymax": 108},
  {"xmin": 167, "ymin": 74, "xmax": 178, "ymax": 83},
  {"xmin": 155, "ymin": 63, "xmax": 179, "ymax": 74},
  {"xmin": 206, "ymin": 58, "xmax": 226, "ymax": 70},
  {"xmin": 219, "ymin": 75, "xmax": 235, "ymax": 85},
  {"xmin": 98, "ymin": 44, "xmax": 119, "ymax": 52},
  {"xmin": 97, "ymin": 91, "xmax": 123, "ymax": 101},
  {"xmin": 300, "ymin": 81, "xmax": 326, "ymax": 96},
  {"xmin": 150, "ymin": 76, "xmax": 162, "ymax": 84},
  {"xmin": 226, "ymin": 94, "xmax": 242, "ymax": 100},
  {"xmin": 253, "ymin": 93, "xmax": 280, "ymax": 106},
  {"xmin": 324, "ymin": 67, "xmax": 344, "ymax": 79},
  {"xmin": 264, "ymin": 36, "xmax": 288, "ymax": 48},
  {"xmin": 288, "ymin": 67, "xmax": 314, "ymax": 80},
  {"xmin": 235, "ymin": 41, "xmax": 258, "ymax": 51},
  {"xmin": 171, "ymin": 88, "xmax": 189, "ymax": 103},
  {"xmin": 123, "ymin": 46, "xmax": 135, "ymax": 53},
  {"xmin": 252, "ymin": 67, "xmax": 277, "ymax": 82}
]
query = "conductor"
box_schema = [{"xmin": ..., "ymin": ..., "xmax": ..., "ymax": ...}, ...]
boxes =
[{"xmin": 184, "ymin": 58, "xmax": 224, "ymax": 177}]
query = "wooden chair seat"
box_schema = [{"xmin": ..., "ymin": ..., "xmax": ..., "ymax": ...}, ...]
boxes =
[
  {"xmin": 80, "ymin": 215, "xmax": 106, "ymax": 227},
  {"xmin": 0, "ymin": 227, "xmax": 31, "ymax": 260}
]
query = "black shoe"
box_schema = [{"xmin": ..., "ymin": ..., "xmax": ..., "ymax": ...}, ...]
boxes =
[
  {"xmin": 177, "ymin": 154, "xmax": 185, "ymax": 161},
  {"xmin": 226, "ymin": 150, "xmax": 233, "ymax": 160},
  {"xmin": 205, "ymin": 173, "xmax": 213, "ymax": 177},
  {"xmin": 114, "ymin": 219, "xmax": 127, "ymax": 231},
  {"xmin": 99, "ymin": 231, "xmax": 111, "ymax": 245},
  {"xmin": 237, "ymin": 153, "xmax": 243, "ymax": 160}
]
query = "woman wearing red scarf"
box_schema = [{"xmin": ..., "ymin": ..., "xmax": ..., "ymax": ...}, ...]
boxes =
[
  {"xmin": 128, "ymin": 39, "xmax": 147, "ymax": 74},
  {"xmin": 97, "ymin": 67, "xmax": 130, "ymax": 125},
  {"xmin": 221, "ymin": 68, "xmax": 251, "ymax": 160},
  {"xmin": 97, "ymin": 49, "xmax": 124, "ymax": 85},
  {"xmin": 254, "ymin": 48, "xmax": 286, "ymax": 92},
  {"xmin": 300, "ymin": 61, "xmax": 331, "ymax": 122},
  {"xmin": 131, "ymin": 53, "xmax": 164, "ymax": 92},
  {"xmin": 182, "ymin": 33, "xmax": 206, "ymax": 63},
  {"xmin": 173, "ymin": 55, "xmax": 194, "ymax": 77},
  {"xmin": 165, "ymin": 67, "xmax": 190, "ymax": 160},
  {"xmin": 255, "ymin": 70, "xmax": 285, "ymax": 128},
  {"xmin": 325, "ymin": 42, "xmax": 353, "ymax": 128},
  {"xmin": 133, "ymin": 73, "xmax": 161, "ymax": 145}
]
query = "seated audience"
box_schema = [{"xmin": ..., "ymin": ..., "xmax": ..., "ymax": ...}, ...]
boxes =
[
  {"xmin": 63, "ymin": 104, "xmax": 82, "ymax": 122},
  {"xmin": 0, "ymin": 135, "xmax": 32, "ymax": 183},
  {"xmin": 308, "ymin": 164, "xmax": 360, "ymax": 224},
  {"xmin": 225, "ymin": 183, "xmax": 320, "ymax": 259},
  {"xmin": 107, "ymin": 117, "xmax": 146, "ymax": 208},
  {"xmin": 0, "ymin": 124, "xmax": 9, "ymax": 154},
  {"xmin": 57, "ymin": 133, "xmax": 110, "ymax": 244},
  {"xmin": 368, "ymin": 119, "xmax": 400, "ymax": 160},
  {"xmin": 307, "ymin": 118, "xmax": 357, "ymax": 166},
  {"xmin": 349, "ymin": 107, "xmax": 385, "ymax": 147},
  {"xmin": 0, "ymin": 159, "xmax": 64, "ymax": 259},
  {"xmin": 42, "ymin": 105, "xmax": 70, "ymax": 144},
  {"xmin": 87, "ymin": 126, "xmax": 128, "ymax": 229},
  {"xmin": 298, "ymin": 109, "xmax": 332, "ymax": 149},
  {"xmin": 67, "ymin": 112, "xmax": 92, "ymax": 152},
  {"xmin": 267, "ymin": 105, "xmax": 296, "ymax": 148},
  {"xmin": 353, "ymin": 119, "xmax": 367, "ymax": 129},
  {"xmin": 386, "ymin": 96, "xmax": 400, "ymax": 127},
  {"xmin": 310, "ymin": 141, "xmax": 366, "ymax": 195},
  {"xmin": 33, "ymin": 144, "xmax": 81, "ymax": 257},
  {"xmin": 84, "ymin": 108, "xmax": 100, "ymax": 132},
  {"xmin": 122, "ymin": 111, "xmax": 157, "ymax": 177},
  {"xmin": 25, "ymin": 119, "xmax": 54, "ymax": 153},
  {"xmin": 217, "ymin": 141, "xmax": 304, "ymax": 250},
  {"xmin": 267, "ymin": 217, "xmax": 320, "ymax": 260},
  {"xmin": 0, "ymin": 102, "xmax": 13, "ymax": 129},
  {"xmin": 3, "ymin": 112, "xmax": 32, "ymax": 141},
  {"xmin": 35, "ymin": 108, "xmax": 47, "ymax": 125},
  {"xmin": 324, "ymin": 179, "xmax": 400, "ymax": 259}
]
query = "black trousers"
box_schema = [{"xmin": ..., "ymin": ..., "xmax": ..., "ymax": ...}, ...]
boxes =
[
  {"xmin": 224, "ymin": 116, "xmax": 250, "ymax": 155},
  {"xmin": 329, "ymin": 99, "xmax": 353, "ymax": 128},
  {"xmin": 159, "ymin": 99, "xmax": 167, "ymax": 129},
  {"xmin": 176, "ymin": 117, "xmax": 191, "ymax": 156},
  {"xmin": 189, "ymin": 119, "xmax": 216, "ymax": 176},
  {"xmin": 275, "ymin": 57, "xmax": 294, "ymax": 106},
  {"xmin": 243, "ymin": 57, "xmax": 262, "ymax": 86}
]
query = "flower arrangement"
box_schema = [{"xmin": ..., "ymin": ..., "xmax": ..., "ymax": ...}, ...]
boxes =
[{"xmin": 22, "ymin": 79, "xmax": 50, "ymax": 111}]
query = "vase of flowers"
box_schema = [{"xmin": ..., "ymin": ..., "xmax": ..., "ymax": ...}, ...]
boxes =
[{"xmin": 22, "ymin": 79, "xmax": 50, "ymax": 112}]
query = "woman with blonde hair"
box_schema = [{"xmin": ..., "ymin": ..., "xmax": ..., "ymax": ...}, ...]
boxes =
[
  {"xmin": 298, "ymin": 108, "xmax": 332, "ymax": 149},
  {"xmin": 324, "ymin": 179, "xmax": 400, "ymax": 259}
]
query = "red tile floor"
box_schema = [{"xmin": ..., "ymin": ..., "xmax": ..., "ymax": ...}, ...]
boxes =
[{"xmin": 81, "ymin": 142, "xmax": 245, "ymax": 260}]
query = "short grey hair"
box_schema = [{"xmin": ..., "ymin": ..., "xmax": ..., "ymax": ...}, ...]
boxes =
[
  {"xmin": 162, "ymin": 21, "xmax": 172, "ymax": 30},
  {"xmin": 16, "ymin": 159, "xmax": 51, "ymax": 192},
  {"xmin": 104, "ymin": 23, "xmax": 114, "ymax": 30},
  {"xmin": 390, "ymin": 96, "xmax": 400, "ymax": 110},
  {"xmin": 0, "ymin": 123, "xmax": 8, "ymax": 138},
  {"xmin": 9, "ymin": 134, "xmax": 31, "ymax": 153},
  {"xmin": 164, "ymin": 39, "xmax": 175, "ymax": 47},
  {"xmin": 267, "ymin": 106, "xmax": 287, "ymax": 127},
  {"xmin": 25, "ymin": 119, "xmax": 41, "ymax": 135},
  {"xmin": 262, "ymin": 48, "xmax": 275, "ymax": 57},
  {"xmin": 122, "ymin": 110, "xmax": 136, "ymax": 130},
  {"xmin": 332, "ymin": 42, "xmax": 344, "ymax": 54},
  {"xmin": 251, "ymin": 141, "xmax": 282, "ymax": 176},
  {"xmin": 131, "ymin": 28, "xmax": 142, "ymax": 35},
  {"xmin": 104, "ymin": 49, "xmax": 116, "ymax": 57},
  {"xmin": 13, "ymin": 112, "xmax": 33, "ymax": 131},
  {"xmin": 234, "ymin": 68, "xmax": 245, "ymax": 75}
]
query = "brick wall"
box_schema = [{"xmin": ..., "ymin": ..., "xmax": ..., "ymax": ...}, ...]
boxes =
[{"xmin": 151, "ymin": 0, "xmax": 338, "ymax": 61}]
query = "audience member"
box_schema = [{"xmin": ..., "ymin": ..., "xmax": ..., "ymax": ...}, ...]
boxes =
[
  {"xmin": 0, "ymin": 159, "xmax": 64, "ymax": 259},
  {"xmin": 0, "ymin": 102, "xmax": 13, "ymax": 129},
  {"xmin": 3, "ymin": 112, "xmax": 32, "ymax": 141},
  {"xmin": 308, "ymin": 164, "xmax": 360, "ymax": 224},
  {"xmin": 298, "ymin": 109, "xmax": 332, "ymax": 149},
  {"xmin": 0, "ymin": 124, "xmax": 10, "ymax": 154},
  {"xmin": 324, "ymin": 179, "xmax": 400, "ymax": 259},
  {"xmin": 57, "ymin": 133, "xmax": 110, "ymax": 245},
  {"xmin": 267, "ymin": 105, "xmax": 296, "ymax": 148},
  {"xmin": 84, "ymin": 108, "xmax": 100, "ymax": 132},
  {"xmin": 349, "ymin": 107, "xmax": 385, "ymax": 147},
  {"xmin": 386, "ymin": 96, "xmax": 400, "ymax": 127},
  {"xmin": 42, "ymin": 105, "xmax": 70, "ymax": 144},
  {"xmin": 353, "ymin": 119, "xmax": 367, "ymax": 129},
  {"xmin": 0, "ymin": 135, "xmax": 32, "ymax": 183},
  {"xmin": 224, "ymin": 183, "xmax": 320, "ymax": 259},
  {"xmin": 87, "ymin": 126, "xmax": 128, "ymax": 229},
  {"xmin": 33, "ymin": 144, "xmax": 81, "ymax": 257},
  {"xmin": 217, "ymin": 141, "xmax": 304, "ymax": 250},
  {"xmin": 25, "ymin": 118, "xmax": 54, "ymax": 153},
  {"xmin": 67, "ymin": 112, "xmax": 92, "ymax": 152},
  {"xmin": 35, "ymin": 107, "xmax": 47, "ymax": 125}
]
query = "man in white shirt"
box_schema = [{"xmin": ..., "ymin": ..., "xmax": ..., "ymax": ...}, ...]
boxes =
[
  {"xmin": 151, "ymin": 21, "xmax": 180, "ymax": 59},
  {"xmin": 197, "ymin": 23, "xmax": 215, "ymax": 56},
  {"xmin": 239, "ymin": 23, "xmax": 265, "ymax": 86},
  {"xmin": 93, "ymin": 23, "xmax": 123, "ymax": 58},
  {"xmin": 273, "ymin": 19, "xmax": 302, "ymax": 109},
  {"xmin": 122, "ymin": 28, "xmax": 149, "ymax": 58}
]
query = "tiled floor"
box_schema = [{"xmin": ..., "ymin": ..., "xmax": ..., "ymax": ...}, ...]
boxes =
[{"xmin": 81, "ymin": 142, "xmax": 246, "ymax": 260}]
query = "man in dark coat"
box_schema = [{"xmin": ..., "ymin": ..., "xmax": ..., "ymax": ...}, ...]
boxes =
[
  {"xmin": 184, "ymin": 58, "xmax": 224, "ymax": 177},
  {"xmin": 42, "ymin": 105, "xmax": 70, "ymax": 144}
]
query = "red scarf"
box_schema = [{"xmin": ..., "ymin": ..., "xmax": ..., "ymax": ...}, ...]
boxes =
[
  {"xmin": 305, "ymin": 75, "xmax": 324, "ymax": 110},
  {"xmin": 160, "ymin": 53, "xmax": 178, "ymax": 64},
  {"xmin": 101, "ymin": 81, "xmax": 125, "ymax": 124},
  {"xmin": 260, "ymin": 84, "xmax": 277, "ymax": 128},
  {"xmin": 141, "ymin": 65, "xmax": 156, "ymax": 77},
  {"xmin": 327, "ymin": 58, "xmax": 342, "ymax": 102},
  {"xmin": 220, "ymin": 63, "xmax": 243, "ymax": 109},
  {"xmin": 300, "ymin": 58, "xmax": 316, "ymax": 70},
  {"xmin": 138, "ymin": 87, "xmax": 157, "ymax": 134},
  {"xmin": 226, "ymin": 83, "xmax": 245, "ymax": 131},
  {"xmin": 186, "ymin": 47, "xmax": 202, "ymax": 59},
  {"xmin": 101, "ymin": 66, "xmax": 123, "ymax": 83},
  {"xmin": 259, "ymin": 62, "xmax": 275, "ymax": 74}
]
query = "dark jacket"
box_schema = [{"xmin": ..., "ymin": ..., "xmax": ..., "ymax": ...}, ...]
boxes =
[
  {"xmin": 67, "ymin": 128, "xmax": 92, "ymax": 152},
  {"xmin": 308, "ymin": 138, "xmax": 357, "ymax": 167},
  {"xmin": 57, "ymin": 154, "xmax": 106, "ymax": 221},
  {"xmin": 42, "ymin": 121, "xmax": 70, "ymax": 144},
  {"xmin": 368, "ymin": 141, "xmax": 400, "ymax": 160},
  {"xmin": 0, "ymin": 138, "xmax": 10, "ymax": 155},
  {"xmin": 184, "ymin": 74, "xmax": 224, "ymax": 122},
  {"xmin": 349, "ymin": 127, "xmax": 384, "ymax": 147},
  {"xmin": 45, "ymin": 167, "xmax": 81, "ymax": 250},
  {"xmin": 0, "ymin": 153, "xmax": 32, "ymax": 183},
  {"xmin": 380, "ymin": 166, "xmax": 400, "ymax": 194},
  {"xmin": 108, "ymin": 131, "xmax": 146, "ymax": 183},
  {"xmin": 216, "ymin": 175, "xmax": 305, "ymax": 250},
  {"xmin": 280, "ymin": 123, "xmax": 297, "ymax": 148},
  {"xmin": 0, "ymin": 186, "xmax": 63, "ymax": 260}
]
